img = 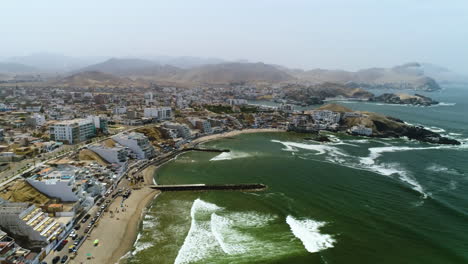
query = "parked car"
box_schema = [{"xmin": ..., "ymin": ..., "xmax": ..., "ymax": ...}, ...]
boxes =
[
  {"xmin": 52, "ymin": 256, "xmax": 60, "ymax": 264},
  {"xmin": 74, "ymin": 224, "xmax": 80, "ymax": 230},
  {"xmin": 61, "ymin": 255, "xmax": 68, "ymax": 263}
]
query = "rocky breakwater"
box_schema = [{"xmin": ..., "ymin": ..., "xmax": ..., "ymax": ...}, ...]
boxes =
[{"xmin": 369, "ymin": 93, "xmax": 438, "ymax": 106}]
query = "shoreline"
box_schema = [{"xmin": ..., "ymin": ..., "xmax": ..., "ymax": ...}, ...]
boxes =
[
  {"xmin": 71, "ymin": 186, "xmax": 159, "ymax": 264},
  {"xmin": 191, "ymin": 128, "xmax": 285, "ymax": 145},
  {"xmin": 93, "ymin": 128, "xmax": 285, "ymax": 263}
]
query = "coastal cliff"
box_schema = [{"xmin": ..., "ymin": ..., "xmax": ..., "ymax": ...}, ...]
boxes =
[
  {"xmin": 369, "ymin": 93, "xmax": 438, "ymax": 106},
  {"xmin": 317, "ymin": 104, "xmax": 460, "ymax": 145}
]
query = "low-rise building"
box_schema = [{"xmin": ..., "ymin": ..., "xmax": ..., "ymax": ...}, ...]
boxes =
[
  {"xmin": 26, "ymin": 166, "xmax": 82, "ymax": 202},
  {"xmin": 88, "ymin": 144, "xmax": 128, "ymax": 164},
  {"xmin": 350, "ymin": 125, "xmax": 373, "ymax": 136},
  {"xmin": 0, "ymin": 201, "xmax": 65, "ymax": 251},
  {"xmin": 144, "ymin": 107, "xmax": 172, "ymax": 120},
  {"xmin": 311, "ymin": 110, "xmax": 341, "ymax": 124}
]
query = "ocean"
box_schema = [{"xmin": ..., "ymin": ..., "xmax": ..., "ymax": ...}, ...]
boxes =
[{"xmin": 128, "ymin": 85, "xmax": 468, "ymax": 264}]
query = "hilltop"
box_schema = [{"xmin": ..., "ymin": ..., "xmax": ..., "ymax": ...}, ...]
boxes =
[
  {"xmin": 54, "ymin": 71, "xmax": 138, "ymax": 87},
  {"xmin": 295, "ymin": 62, "xmax": 441, "ymax": 91}
]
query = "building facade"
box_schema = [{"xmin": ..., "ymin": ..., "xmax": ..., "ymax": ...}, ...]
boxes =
[{"xmin": 49, "ymin": 118, "xmax": 96, "ymax": 144}]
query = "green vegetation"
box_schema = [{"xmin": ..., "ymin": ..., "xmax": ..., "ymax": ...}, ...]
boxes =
[{"xmin": 205, "ymin": 104, "xmax": 234, "ymax": 114}]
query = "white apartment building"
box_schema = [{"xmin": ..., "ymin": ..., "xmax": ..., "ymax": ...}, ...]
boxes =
[
  {"xmin": 112, "ymin": 132, "xmax": 155, "ymax": 159},
  {"xmin": 49, "ymin": 118, "xmax": 96, "ymax": 144},
  {"xmin": 113, "ymin": 106, "xmax": 127, "ymax": 114},
  {"xmin": 0, "ymin": 202, "xmax": 66, "ymax": 250},
  {"xmin": 311, "ymin": 110, "xmax": 341, "ymax": 124},
  {"xmin": 144, "ymin": 107, "xmax": 172, "ymax": 120},
  {"xmin": 26, "ymin": 167, "xmax": 82, "ymax": 202},
  {"xmin": 26, "ymin": 113, "xmax": 46, "ymax": 128},
  {"xmin": 350, "ymin": 125, "xmax": 373, "ymax": 136},
  {"xmin": 227, "ymin": 99, "xmax": 248, "ymax": 105},
  {"xmin": 163, "ymin": 122, "xmax": 192, "ymax": 139},
  {"xmin": 88, "ymin": 144, "xmax": 128, "ymax": 164}
]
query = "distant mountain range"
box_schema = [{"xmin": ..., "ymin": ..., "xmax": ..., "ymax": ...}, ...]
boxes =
[
  {"xmin": 1, "ymin": 53, "xmax": 467, "ymax": 89},
  {"xmin": 0, "ymin": 62, "xmax": 38, "ymax": 74},
  {"xmin": 294, "ymin": 62, "xmax": 442, "ymax": 91}
]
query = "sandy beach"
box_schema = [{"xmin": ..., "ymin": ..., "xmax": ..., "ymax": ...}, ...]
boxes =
[
  {"xmin": 142, "ymin": 165, "xmax": 158, "ymax": 185},
  {"xmin": 191, "ymin": 128, "xmax": 285, "ymax": 145},
  {"xmin": 71, "ymin": 186, "xmax": 159, "ymax": 264},
  {"xmin": 71, "ymin": 128, "xmax": 284, "ymax": 263}
]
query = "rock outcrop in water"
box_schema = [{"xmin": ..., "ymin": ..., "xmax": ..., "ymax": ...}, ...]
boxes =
[
  {"xmin": 369, "ymin": 93, "xmax": 438, "ymax": 106},
  {"xmin": 312, "ymin": 104, "xmax": 461, "ymax": 145}
]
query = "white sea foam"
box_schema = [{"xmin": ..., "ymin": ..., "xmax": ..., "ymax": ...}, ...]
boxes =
[
  {"xmin": 210, "ymin": 151, "xmax": 251, "ymax": 161},
  {"xmin": 426, "ymin": 126, "xmax": 446, "ymax": 133},
  {"xmin": 271, "ymin": 140, "xmax": 347, "ymax": 157},
  {"xmin": 345, "ymin": 139, "xmax": 370, "ymax": 144},
  {"xmin": 132, "ymin": 233, "xmax": 154, "ymax": 255},
  {"xmin": 286, "ymin": 215, "xmax": 335, "ymax": 253},
  {"xmin": 174, "ymin": 199, "xmax": 223, "ymax": 264},
  {"xmin": 175, "ymin": 199, "xmax": 282, "ymax": 263},
  {"xmin": 426, "ymin": 164, "xmax": 463, "ymax": 176},
  {"xmin": 142, "ymin": 220, "xmax": 157, "ymax": 229},
  {"xmin": 227, "ymin": 212, "xmax": 277, "ymax": 228},
  {"xmin": 449, "ymin": 133, "xmax": 463, "ymax": 136},
  {"xmin": 210, "ymin": 213, "xmax": 249, "ymax": 255},
  {"xmin": 132, "ymin": 242, "xmax": 154, "ymax": 255},
  {"xmin": 433, "ymin": 102, "xmax": 456, "ymax": 106}
]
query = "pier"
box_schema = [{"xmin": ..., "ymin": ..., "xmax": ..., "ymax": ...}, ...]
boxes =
[
  {"xmin": 149, "ymin": 183, "xmax": 267, "ymax": 192},
  {"xmin": 186, "ymin": 147, "xmax": 230, "ymax": 153}
]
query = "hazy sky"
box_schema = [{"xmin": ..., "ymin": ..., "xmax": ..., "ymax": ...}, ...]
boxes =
[{"xmin": 2, "ymin": 0, "xmax": 468, "ymax": 72}]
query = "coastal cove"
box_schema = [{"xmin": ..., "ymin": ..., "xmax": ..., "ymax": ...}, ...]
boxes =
[{"xmin": 121, "ymin": 86, "xmax": 468, "ymax": 264}]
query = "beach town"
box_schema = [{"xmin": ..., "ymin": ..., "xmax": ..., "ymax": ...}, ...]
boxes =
[{"xmin": 0, "ymin": 83, "xmax": 459, "ymax": 264}]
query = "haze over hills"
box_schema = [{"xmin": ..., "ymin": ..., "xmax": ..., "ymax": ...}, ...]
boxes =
[
  {"xmin": 173, "ymin": 62, "xmax": 293, "ymax": 84},
  {"xmin": 1, "ymin": 53, "xmax": 467, "ymax": 89},
  {"xmin": 77, "ymin": 58, "xmax": 182, "ymax": 80},
  {"xmin": 0, "ymin": 62, "xmax": 38, "ymax": 74},
  {"xmin": 6, "ymin": 53, "xmax": 107, "ymax": 72},
  {"xmin": 295, "ymin": 62, "xmax": 442, "ymax": 91},
  {"xmin": 54, "ymin": 71, "xmax": 137, "ymax": 87}
]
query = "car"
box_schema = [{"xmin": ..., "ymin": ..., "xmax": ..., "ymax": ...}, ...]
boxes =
[
  {"xmin": 52, "ymin": 256, "xmax": 60, "ymax": 264},
  {"xmin": 74, "ymin": 224, "xmax": 80, "ymax": 230},
  {"xmin": 60, "ymin": 255, "xmax": 68, "ymax": 263}
]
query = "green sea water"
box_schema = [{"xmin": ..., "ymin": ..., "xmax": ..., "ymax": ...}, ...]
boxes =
[{"xmin": 128, "ymin": 86, "xmax": 468, "ymax": 264}]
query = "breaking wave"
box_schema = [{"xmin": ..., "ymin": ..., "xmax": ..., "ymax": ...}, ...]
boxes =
[
  {"xmin": 286, "ymin": 215, "xmax": 335, "ymax": 253},
  {"xmin": 174, "ymin": 199, "xmax": 223, "ymax": 264},
  {"xmin": 210, "ymin": 151, "xmax": 252, "ymax": 161},
  {"xmin": 174, "ymin": 199, "xmax": 330, "ymax": 263},
  {"xmin": 174, "ymin": 199, "xmax": 279, "ymax": 264},
  {"xmin": 270, "ymin": 140, "xmax": 457, "ymax": 198}
]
